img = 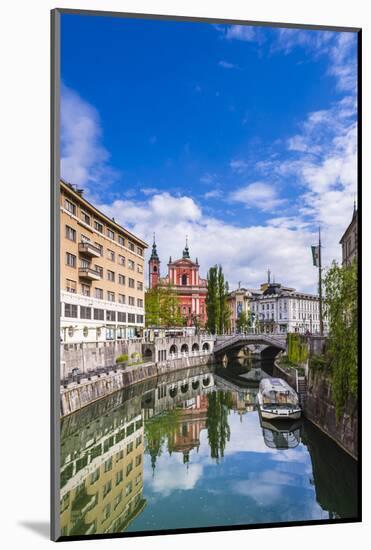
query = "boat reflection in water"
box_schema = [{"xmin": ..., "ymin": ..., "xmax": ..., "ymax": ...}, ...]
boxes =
[{"xmin": 259, "ymin": 417, "xmax": 303, "ymax": 450}]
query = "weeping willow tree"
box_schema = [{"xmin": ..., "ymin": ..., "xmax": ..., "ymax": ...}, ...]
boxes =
[
  {"xmin": 206, "ymin": 391, "xmax": 233, "ymax": 462},
  {"xmin": 324, "ymin": 260, "xmax": 358, "ymax": 417},
  {"xmin": 287, "ymin": 333, "xmax": 308, "ymax": 365},
  {"xmin": 144, "ymin": 408, "xmax": 182, "ymax": 471}
]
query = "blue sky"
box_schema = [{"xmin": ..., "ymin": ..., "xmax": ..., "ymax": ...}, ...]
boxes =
[{"xmin": 61, "ymin": 15, "xmax": 358, "ymax": 292}]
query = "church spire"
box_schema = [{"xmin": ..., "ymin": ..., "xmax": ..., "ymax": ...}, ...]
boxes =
[
  {"xmin": 150, "ymin": 233, "xmax": 159, "ymax": 260},
  {"xmin": 182, "ymin": 235, "xmax": 190, "ymax": 259}
]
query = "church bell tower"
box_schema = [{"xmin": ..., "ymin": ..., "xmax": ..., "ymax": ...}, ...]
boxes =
[{"xmin": 149, "ymin": 234, "xmax": 160, "ymax": 289}]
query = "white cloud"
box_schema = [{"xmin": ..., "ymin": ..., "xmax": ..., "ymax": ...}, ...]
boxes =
[
  {"xmin": 97, "ymin": 190, "xmax": 321, "ymax": 293},
  {"xmin": 225, "ymin": 25, "xmax": 256, "ymax": 42},
  {"xmin": 230, "ymin": 182, "xmax": 285, "ymax": 212},
  {"xmin": 148, "ymin": 453, "xmax": 203, "ymax": 497},
  {"xmin": 218, "ymin": 60, "xmax": 238, "ymax": 69},
  {"xmin": 140, "ymin": 187, "xmax": 160, "ymax": 196},
  {"xmin": 61, "ymin": 84, "xmax": 118, "ymax": 193},
  {"xmin": 230, "ymin": 159, "xmax": 249, "ymax": 174},
  {"xmin": 204, "ymin": 190, "xmax": 222, "ymax": 199}
]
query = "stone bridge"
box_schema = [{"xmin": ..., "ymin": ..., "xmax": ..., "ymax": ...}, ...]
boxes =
[
  {"xmin": 142, "ymin": 334, "xmax": 215, "ymax": 363},
  {"xmin": 213, "ymin": 333, "xmax": 287, "ymax": 360}
]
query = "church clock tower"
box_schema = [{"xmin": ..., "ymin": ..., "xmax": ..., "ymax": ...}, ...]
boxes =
[{"xmin": 148, "ymin": 235, "xmax": 160, "ymax": 289}]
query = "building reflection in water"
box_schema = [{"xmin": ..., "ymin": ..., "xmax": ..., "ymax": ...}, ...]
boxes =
[
  {"xmin": 60, "ymin": 365, "xmax": 358, "ymax": 536},
  {"xmin": 60, "ymin": 394, "xmax": 146, "ymax": 536}
]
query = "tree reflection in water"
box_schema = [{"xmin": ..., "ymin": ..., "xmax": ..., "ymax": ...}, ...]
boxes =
[{"xmin": 206, "ymin": 391, "xmax": 233, "ymax": 461}]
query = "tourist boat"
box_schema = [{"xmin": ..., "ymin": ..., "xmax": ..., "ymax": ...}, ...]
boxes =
[{"xmin": 256, "ymin": 377, "xmax": 301, "ymax": 420}]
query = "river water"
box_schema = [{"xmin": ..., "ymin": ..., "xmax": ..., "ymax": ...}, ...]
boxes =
[{"xmin": 60, "ymin": 360, "xmax": 358, "ymax": 537}]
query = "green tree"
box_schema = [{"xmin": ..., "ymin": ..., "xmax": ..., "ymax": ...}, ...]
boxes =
[
  {"xmin": 206, "ymin": 265, "xmax": 230, "ymax": 334},
  {"xmin": 206, "ymin": 391, "xmax": 233, "ymax": 462},
  {"xmin": 324, "ymin": 260, "xmax": 358, "ymax": 416},
  {"xmin": 145, "ymin": 284, "xmax": 183, "ymax": 328},
  {"xmin": 236, "ymin": 310, "xmax": 250, "ymax": 333}
]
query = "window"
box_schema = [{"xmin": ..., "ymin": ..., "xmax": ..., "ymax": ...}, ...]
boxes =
[
  {"xmin": 103, "ymin": 480, "xmax": 112, "ymax": 498},
  {"xmin": 104, "ymin": 457, "xmax": 112, "ymax": 472},
  {"xmin": 66, "ymin": 279, "xmax": 76, "ymax": 293},
  {"xmin": 65, "ymin": 225, "xmax": 76, "ymax": 242},
  {"xmin": 128, "ymin": 278, "xmax": 135, "ymax": 288},
  {"xmin": 90, "ymin": 468, "xmax": 100, "ymax": 484},
  {"xmin": 66, "ymin": 252, "xmax": 76, "ymax": 268},
  {"xmin": 128, "ymin": 259, "xmax": 135, "ymax": 270},
  {"xmin": 106, "ymin": 310, "xmax": 116, "ymax": 322},
  {"xmin": 125, "ymin": 482, "xmax": 132, "ymax": 496},
  {"xmin": 137, "ymin": 298, "xmax": 143, "ymax": 308},
  {"xmin": 103, "ymin": 503, "xmax": 110, "ymax": 520},
  {"xmin": 119, "ymin": 274, "xmax": 126, "ymax": 285},
  {"xmin": 116, "ymin": 449, "xmax": 124, "ymax": 462},
  {"xmin": 95, "ymin": 265, "xmax": 103, "ymax": 278},
  {"xmin": 127, "ymin": 442, "xmax": 133, "ymax": 454},
  {"xmin": 128, "ymin": 241, "xmax": 135, "ymax": 251},
  {"xmin": 81, "ymin": 211, "xmax": 90, "ymax": 225},
  {"xmin": 65, "ymin": 304, "xmax": 77, "ymax": 318},
  {"xmin": 137, "ymin": 264, "xmax": 143, "ymax": 274},
  {"xmin": 128, "ymin": 296, "xmax": 135, "ymax": 306},
  {"xmin": 137, "ymin": 247, "xmax": 143, "ymax": 256},
  {"xmin": 126, "ymin": 462, "xmax": 133, "ymax": 476},
  {"xmin": 107, "ymin": 270, "xmax": 115, "ymax": 282},
  {"xmin": 107, "ymin": 291, "xmax": 115, "ymax": 302},
  {"xmin": 118, "ymin": 294, "xmax": 126, "ymax": 305},
  {"xmin": 116, "ymin": 470, "xmax": 124, "ymax": 486},
  {"xmin": 80, "ymin": 306, "xmax": 91, "ymax": 319},
  {"xmin": 118, "ymin": 235, "xmax": 125, "ymax": 246},
  {"xmin": 118, "ymin": 311, "xmax": 126, "ymax": 322},
  {"xmin": 182, "ymin": 274, "xmax": 187, "ymax": 285},
  {"xmin": 64, "ymin": 198, "xmax": 76, "ymax": 215},
  {"xmin": 136, "ymin": 435, "xmax": 142, "ymax": 447},
  {"xmin": 81, "ymin": 284, "xmax": 90, "ymax": 297},
  {"xmin": 94, "ymin": 220, "xmax": 103, "ymax": 233},
  {"xmin": 80, "ymin": 258, "xmax": 89, "ymax": 269},
  {"xmin": 94, "ymin": 308, "xmax": 104, "ymax": 320},
  {"xmin": 137, "ymin": 282, "xmax": 143, "ymax": 291},
  {"xmin": 68, "ymin": 326, "xmax": 74, "ymax": 337},
  {"xmin": 95, "ymin": 287, "xmax": 103, "ymax": 300},
  {"xmin": 80, "ymin": 233, "xmax": 90, "ymax": 243},
  {"xmin": 136, "ymin": 315, "xmax": 144, "ymax": 324},
  {"xmin": 83, "ymin": 326, "xmax": 89, "ymax": 337},
  {"xmin": 108, "ymin": 249, "xmax": 115, "ymax": 261},
  {"xmin": 128, "ymin": 313, "xmax": 135, "ymax": 323},
  {"xmin": 135, "ymin": 474, "xmax": 142, "ymax": 486},
  {"xmin": 135, "ymin": 455, "xmax": 142, "ymax": 467},
  {"xmin": 113, "ymin": 492, "xmax": 122, "ymax": 510},
  {"xmin": 118, "ymin": 255, "xmax": 125, "ymax": 266},
  {"xmin": 95, "ymin": 242, "xmax": 103, "ymax": 255},
  {"xmin": 107, "ymin": 228, "xmax": 114, "ymax": 240},
  {"xmin": 106, "ymin": 326, "xmax": 115, "ymax": 340}
]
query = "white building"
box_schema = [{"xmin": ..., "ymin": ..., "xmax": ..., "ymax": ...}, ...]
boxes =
[{"xmin": 250, "ymin": 280, "xmax": 327, "ymax": 335}]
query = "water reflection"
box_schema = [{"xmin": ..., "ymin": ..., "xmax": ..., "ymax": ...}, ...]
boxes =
[{"xmin": 60, "ymin": 364, "xmax": 358, "ymax": 537}]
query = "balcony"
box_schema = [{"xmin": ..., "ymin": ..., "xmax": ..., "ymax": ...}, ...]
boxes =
[
  {"xmin": 78, "ymin": 241, "xmax": 101, "ymax": 258},
  {"xmin": 78, "ymin": 266, "xmax": 102, "ymax": 281}
]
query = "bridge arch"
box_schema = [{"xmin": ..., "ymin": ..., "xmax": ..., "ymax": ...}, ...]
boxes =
[
  {"xmin": 192, "ymin": 343, "xmax": 199, "ymax": 352},
  {"xmin": 202, "ymin": 342, "xmax": 210, "ymax": 352},
  {"xmin": 169, "ymin": 344, "xmax": 178, "ymax": 354},
  {"xmin": 181, "ymin": 343, "xmax": 189, "ymax": 353}
]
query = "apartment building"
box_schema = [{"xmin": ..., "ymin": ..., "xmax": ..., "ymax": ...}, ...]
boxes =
[{"xmin": 60, "ymin": 180, "xmax": 148, "ymax": 343}]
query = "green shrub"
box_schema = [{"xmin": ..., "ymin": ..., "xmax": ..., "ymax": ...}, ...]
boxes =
[
  {"xmin": 115, "ymin": 354, "xmax": 129, "ymax": 364},
  {"xmin": 310, "ymin": 353, "xmax": 328, "ymax": 371}
]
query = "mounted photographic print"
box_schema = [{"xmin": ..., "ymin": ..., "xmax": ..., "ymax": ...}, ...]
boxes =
[{"xmin": 51, "ymin": 9, "xmax": 361, "ymax": 541}]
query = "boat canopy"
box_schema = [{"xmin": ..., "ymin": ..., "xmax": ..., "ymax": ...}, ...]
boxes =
[{"xmin": 259, "ymin": 377, "xmax": 299, "ymax": 406}]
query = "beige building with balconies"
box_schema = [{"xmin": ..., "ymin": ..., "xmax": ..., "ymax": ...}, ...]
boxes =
[{"xmin": 60, "ymin": 180, "xmax": 148, "ymax": 343}]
